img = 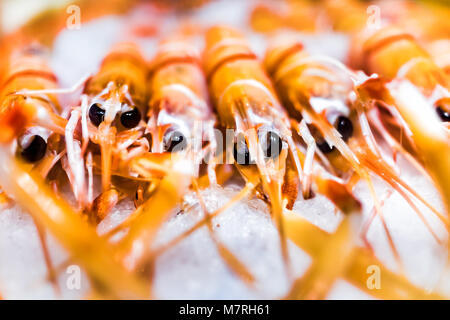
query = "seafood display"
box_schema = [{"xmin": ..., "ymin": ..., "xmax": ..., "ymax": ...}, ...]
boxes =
[{"xmin": 0, "ymin": 0, "xmax": 449, "ymax": 300}]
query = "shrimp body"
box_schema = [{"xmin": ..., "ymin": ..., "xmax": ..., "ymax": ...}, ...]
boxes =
[
  {"xmin": 122, "ymin": 37, "xmax": 212, "ymax": 239},
  {"xmin": 115, "ymin": 38, "xmax": 255, "ymax": 285},
  {"xmin": 323, "ymin": 0, "xmax": 367, "ymax": 33},
  {"xmin": 361, "ymin": 26, "xmax": 449, "ymax": 93},
  {"xmin": 265, "ymin": 37, "xmax": 362, "ymax": 173},
  {"xmin": 357, "ymin": 26, "xmax": 450, "ymax": 213},
  {"xmin": 357, "ymin": 26, "xmax": 449, "ymax": 135},
  {"xmin": 265, "ymin": 35, "xmax": 447, "ymax": 200},
  {"xmin": 148, "ymin": 37, "xmax": 212, "ymax": 159},
  {"xmin": 204, "ymin": 26, "xmax": 301, "ymax": 208},
  {"xmin": 204, "ymin": 26, "xmax": 295, "ymax": 153},
  {"xmin": 0, "ymin": 46, "xmax": 148, "ymax": 298},
  {"xmin": 84, "ymin": 43, "xmax": 148, "ymax": 191},
  {"xmin": 265, "ymin": 37, "xmax": 447, "ymax": 270},
  {"xmin": 359, "ymin": 27, "xmax": 449, "ymax": 122},
  {"xmin": 86, "ymin": 43, "xmax": 148, "ymax": 111},
  {"xmin": 205, "ymin": 26, "xmax": 359, "ymax": 211},
  {"xmin": 264, "ymin": 36, "xmax": 448, "ymax": 297}
]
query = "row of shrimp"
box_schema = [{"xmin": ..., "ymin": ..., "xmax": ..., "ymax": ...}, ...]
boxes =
[
  {"xmin": 0, "ymin": 24, "xmax": 262, "ymax": 296},
  {"xmin": 250, "ymin": 0, "xmax": 450, "ymax": 38},
  {"xmin": 117, "ymin": 23, "xmax": 449, "ymax": 298},
  {"xmin": 0, "ymin": 42, "xmax": 151, "ymax": 298},
  {"xmin": 0, "ymin": 15, "xmax": 449, "ymax": 299},
  {"xmin": 249, "ymin": 0, "xmax": 450, "ymax": 299},
  {"xmin": 266, "ymin": 28, "xmax": 450, "ymax": 298},
  {"xmin": 202, "ymin": 25, "xmax": 450, "ymax": 298}
]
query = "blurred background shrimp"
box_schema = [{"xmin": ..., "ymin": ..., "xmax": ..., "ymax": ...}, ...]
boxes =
[
  {"xmin": 0, "ymin": 43, "xmax": 149, "ymax": 299},
  {"xmin": 353, "ymin": 25, "xmax": 450, "ymax": 213},
  {"xmin": 0, "ymin": 44, "xmax": 69, "ymax": 294},
  {"xmin": 264, "ymin": 36, "xmax": 448, "ymax": 269}
]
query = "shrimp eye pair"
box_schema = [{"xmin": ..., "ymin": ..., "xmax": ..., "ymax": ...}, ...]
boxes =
[
  {"xmin": 164, "ymin": 131, "xmax": 187, "ymax": 152},
  {"xmin": 21, "ymin": 135, "xmax": 47, "ymax": 162},
  {"xmin": 233, "ymin": 132, "xmax": 282, "ymax": 165},
  {"xmin": 436, "ymin": 106, "xmax": 450, "ymax": 122},
  {"xmin": 88, "ymin": 103, "xmax": 141, "ymax": 128}
]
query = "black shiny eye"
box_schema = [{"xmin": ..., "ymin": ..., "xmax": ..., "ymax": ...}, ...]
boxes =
[
  {"xmin": 263, "ymin": 131, "xmax": 282, "ymax": 159},
  {"xmin": 233, "ymin": 136, "xmax": 252, "ymax": 165},
  {"xmin": 21, "ymin": 135, "xmax": 47, "ymax": 162},
  {"xmin": 164, "ymin": 131, "xmax": 187, "ymax": 152},
  {"xmin": 436, "ymin": 106, "xmax": 450, "ymax": 122},
  {"xmin": 317, "ymin": 140, "xmax": 335, "ymax": 154},
  {"xmin": 120, "ymin": 108, "xmax": 141, "ymax": 128},
  {"xmin": 89, "ymin": 103, "xmax": 105, "ymax": 127},
  {"xmin": 335, "ymin": 116, "xmax": 353, "ymax": 141}
]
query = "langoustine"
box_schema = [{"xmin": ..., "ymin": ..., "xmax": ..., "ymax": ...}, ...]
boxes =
[
  {"xmin": 113, "ymin": 37, "xmax": 253, "ymax": 286},
  {"xmin": 203, "ymin": 26, "xmax": 362, "ymax": 284},
  {"xmin": 353, "ymin": 26, "xmax": 450, "ymax": 213},
  {"xmin": 20, "ymin": 42, "xmax": 151, "ymax": 224},
  {"xmin": 0, "ymin": 45, "xmax": 148, "ymax": 299},
  {"xmin": 0, "ymin": 46, "xmax": 68, "ymax": 293},
  {"xmin": 263, "ymin": 35, "xmax": 448, "ymax": 297}
]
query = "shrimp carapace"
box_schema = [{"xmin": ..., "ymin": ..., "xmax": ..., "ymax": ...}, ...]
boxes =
[
  {"xmin": 0, "ymin": 46, "xmax": 67, "ymax": 150},
  {"xmin": 204, "ymin": 26, "xmax": 361, "ymax": 279},
  {"xmin": 85, "ymin": 42, "xmax": 148, "ymax": 128},
  {"xmin": 204, "ymin": 25, "xmax": 305, "ymax": 275},
  {"xmin": 361, "ymin": 26, "xmax": 449, "ymax": 92},
  {"xmin": 147, "ymin": 37, "xmax": 212, "ymax": 160}
]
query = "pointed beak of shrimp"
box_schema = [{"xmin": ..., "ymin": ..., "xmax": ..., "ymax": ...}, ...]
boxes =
[{"xmin": 97, "ymin": 122, "xmax": 116, "ymax": 191}]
